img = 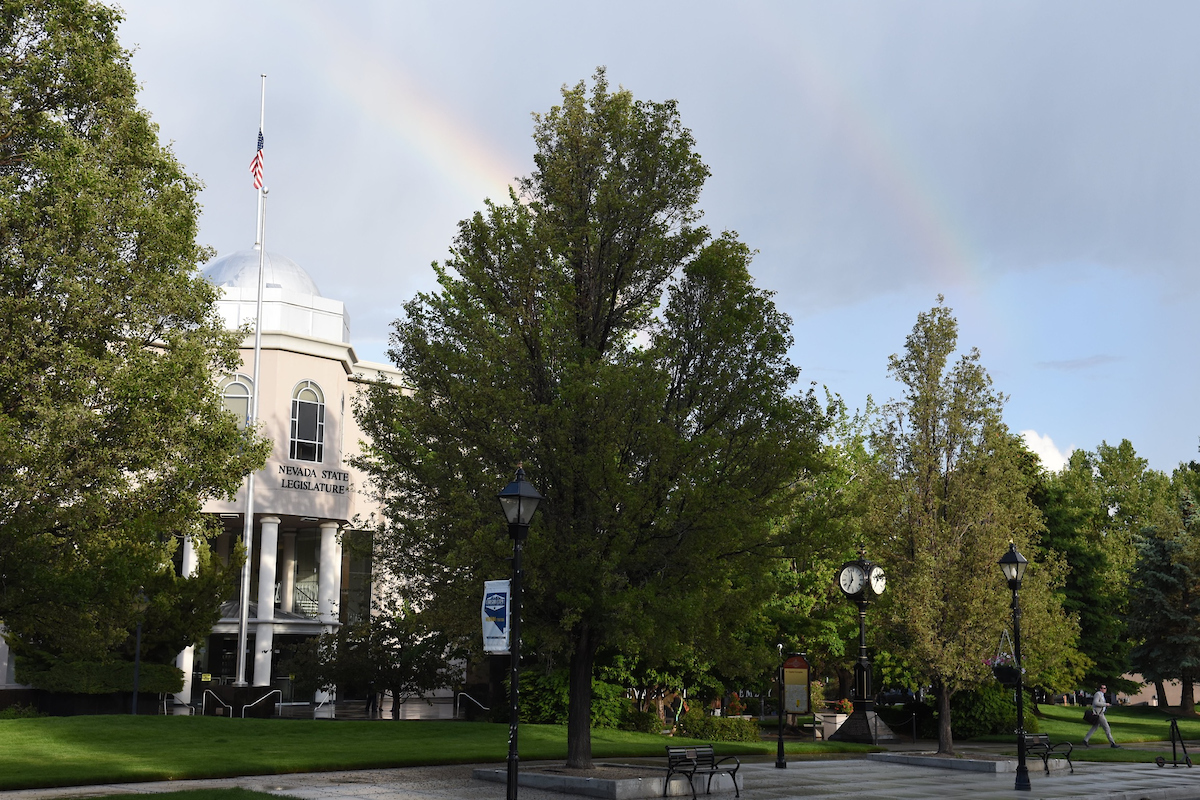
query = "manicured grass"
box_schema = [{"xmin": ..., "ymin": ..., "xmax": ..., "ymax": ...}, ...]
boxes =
[
  {"xmin": 0, "ymin": 716, "xmax": 873, "ymax": 790},
  {"xmin": 102, "ymin": 792, "xmax": 276, "ymax": 800},
  {"xmin": 977, "ymin": 703, "xmax": 1200, "ymax": 764}
]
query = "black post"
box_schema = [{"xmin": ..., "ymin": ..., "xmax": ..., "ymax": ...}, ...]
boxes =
[
  {"xmin": 855, "ymin": 602, "xmax": 872, "ymax": 711},
  {"xmin": 1012, "ymin": 585, "xmax": 1030, "ymax": 791},
  {"xmin": 775, "ymin": 654, "xmax": 786, "ymax": 768},
  {"xmin": 507, "ymin": 532, "xmax": 524, "ymax": 800},
  {"xmin": 131, "ymin": 620, "xmax": 142, "ymax": 715}
]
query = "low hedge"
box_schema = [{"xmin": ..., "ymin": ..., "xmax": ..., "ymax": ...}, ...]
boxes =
[
  {"xmin": 16, "ymin": 660, "xmax": 183, "ymax": 695},
  {"xmin": 621, "ymin": 709, "xmax": 664, "ymax": 733},
  {"xmin": 675, "ymin": 708, "xmax": 761, "ymax": 742}
]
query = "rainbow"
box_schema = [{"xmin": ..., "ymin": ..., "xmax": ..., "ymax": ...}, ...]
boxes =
[
  {"xmin": 293, "ymin": 5, "xmax": 982, "ymax": 317},
  {"xmin": 290, "ymin": 5, "xmax": 523, "ymax": 207},
  {"xmin": 763, "ymin": 14, "xmax": 982, "ymax": 294}
]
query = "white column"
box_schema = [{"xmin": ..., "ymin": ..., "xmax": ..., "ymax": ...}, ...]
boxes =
[
  {"xmin": 315, "ymin": 521, "xmax": 341, "ymax": 715},
  {"xmin": 280, "ymin": 531, "xmax": 297, "ymax": 614},
  {"xmin": 173, "ymin": 536, "xmax": 200, "ymax": 711},
  {"xmin": 253, "ymin": 516, "xmax": 281, "ymax": 687},
  {"xmin": 317, "ymin": 522, "xmax": 340, "ymax": 625}
]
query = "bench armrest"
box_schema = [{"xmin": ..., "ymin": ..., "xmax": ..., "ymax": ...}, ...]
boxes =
[{"xmin": 714, "ymin": 755, "xmax": 741, "ymax": 768}]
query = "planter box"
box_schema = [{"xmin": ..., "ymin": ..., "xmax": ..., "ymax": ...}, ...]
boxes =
[{"xmin": 821, "ymin": 713, "xmax": 848, "ymax": 740}]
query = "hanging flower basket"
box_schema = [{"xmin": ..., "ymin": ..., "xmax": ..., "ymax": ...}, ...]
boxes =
[
  {"xmin": 986, "ymin": 630, "xmax": 1020, "ymax": 685},
  {"xmin": 992, "ymin": 665, "xmax": 1021, "ymax": 685}
]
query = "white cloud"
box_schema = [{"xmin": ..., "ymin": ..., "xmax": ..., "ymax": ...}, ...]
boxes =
[{"xmin": 1021, "ymin": 430, "xmax": 1074, "ymax": 473}]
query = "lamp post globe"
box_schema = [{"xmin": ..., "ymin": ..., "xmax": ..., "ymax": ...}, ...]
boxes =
[
  {"xmin": 498, "ymin": 466, "xmax": 542, "ymax": 533},
  {"xmin": 998, "ymin": 542, "xmax": 1028, "ymax": 590},
  {"xmin": 998, "ymin": 542, "xmax": 1031, "ymax": 792},
  {"xmin": 497, "ymin": 466, "xmax": 543, "ymax": 800}
]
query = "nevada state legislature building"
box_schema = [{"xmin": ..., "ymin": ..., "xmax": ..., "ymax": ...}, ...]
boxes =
[
  {"xmin": 172, "ymin": 246, "xmax": 400, "ymax": 715},
  {"xmin": 0, "ymin": 245, "xmax": 459, "ymax": 717}
]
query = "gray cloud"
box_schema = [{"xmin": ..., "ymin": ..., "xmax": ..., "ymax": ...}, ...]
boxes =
[{"xmin": 114, "ymin": 0, "xmax": 1200, "ymax": 470}]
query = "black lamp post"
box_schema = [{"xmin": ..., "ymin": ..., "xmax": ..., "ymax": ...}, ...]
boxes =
[
  {"xmin": 498, "ymin": 467, "xmax": 543, "ymax": 800},
  {"xmin": 131, "ymin": 591, "xmax": 148, "ymax": 716},
  {"xmin": 998, "ymin": 543, "xmax": 1030, "ymax": 792},
  {"xmin": 776, "ymin": 643, "xmax": 786, "ymax": 769}
]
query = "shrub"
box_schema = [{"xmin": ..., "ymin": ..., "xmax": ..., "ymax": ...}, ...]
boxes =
[
  {"xmin": 952, "ymin": 684, "xmax": 1037, "ymax": 739},
  {"xmin": 15, "ymin": 659, "xmax": 183, "ymax": 694},
  {"xmin": 515, "ymin": 668, "xmax": 630, "ymax": 728},
  {"xmin": 675, "ymin": 708, "xmax": 761, "ymax": 742},
  {"xmin": 0, "ymin": 703, "xmax": 43, "ymax": 719},
  {"xmin": 621, "ymin": 708, "xmax": 664, "ymax": 734}
]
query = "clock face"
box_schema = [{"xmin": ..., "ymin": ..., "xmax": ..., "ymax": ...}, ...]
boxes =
[
  {"xmin": 838, "ymin": 563, "xmax": 866, "ymax": 595},
  {"xmin": 869, "ymin": 565, "xmax": 886, "ymax": 595}
]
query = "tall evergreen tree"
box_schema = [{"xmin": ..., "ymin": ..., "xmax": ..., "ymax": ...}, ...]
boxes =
[
  {"xmin": 1036, "ymin": 441, "xmax": 1175, "ymax": 691},
  {"xmin": 355, "ymin": 70, "xmax": 828, "ymax": 767},
  {"xmin": 1128, "ymin": 486, "xmax": 1200, "ymax": 712},
  {"xmin": 869, "ymin": 298, "xmax": 1078, "ymax": 754}
]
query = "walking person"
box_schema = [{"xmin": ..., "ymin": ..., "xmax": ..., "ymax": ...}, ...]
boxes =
[{"xmin": 1083, "ymin": 684, "xmax": 1120, "ymax": 748}]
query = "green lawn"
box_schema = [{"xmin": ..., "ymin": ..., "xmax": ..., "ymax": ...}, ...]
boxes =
[
  {"xmin": 976, "ymin": 704, "xmax": 1200, "ymax": 764},
  {"xmin": 0, "ymin": 716, "xmax": 872, "ymax": 790},
  {"xmin": 101, "ymin": 792, "xmax": 276, "ymax": 800}
]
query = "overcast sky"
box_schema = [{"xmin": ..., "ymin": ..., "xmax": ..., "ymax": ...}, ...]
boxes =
[{"xmin": 117, "ymin": 0, "xmax": 1200, "ymax": 474}]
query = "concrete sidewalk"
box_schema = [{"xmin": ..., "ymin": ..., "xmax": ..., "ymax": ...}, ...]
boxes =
[{"xmin": 3, "ymin": 754, "xmax": 1200, "ymax": 800}]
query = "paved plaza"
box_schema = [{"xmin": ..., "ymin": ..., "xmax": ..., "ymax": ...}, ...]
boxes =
[{"xmin": 4, "ymin": 749, "xmax": 1200, "ymax": 800}]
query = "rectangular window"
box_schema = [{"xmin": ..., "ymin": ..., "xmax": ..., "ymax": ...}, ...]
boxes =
[{"xmin": 290, "ymin": 399, "xmax": 324, "ymax": 461}]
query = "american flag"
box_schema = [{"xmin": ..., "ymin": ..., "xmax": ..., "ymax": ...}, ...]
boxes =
[{"xmin": 249, "ymin": 129, "xmax": 264, "ymax": 189}]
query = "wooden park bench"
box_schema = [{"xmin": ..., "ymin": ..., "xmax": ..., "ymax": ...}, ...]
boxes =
[
  {"xmin": 1023, "ymin": 733, "xmax": 1073, "ymax": 774},
  {"xmin": 664, "ymin": 745, "xmax": 740, "ymax": 799}
]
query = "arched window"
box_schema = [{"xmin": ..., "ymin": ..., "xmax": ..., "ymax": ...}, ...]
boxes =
[
  {"xmin": 220, "ymin": 374, "xmax": 254, "ymax": 428},
  {"xmin": 290, "ymin": 380, "xmax": 325, "ymax": 462}
]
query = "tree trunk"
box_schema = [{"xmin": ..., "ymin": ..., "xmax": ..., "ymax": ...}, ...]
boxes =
[
  {"xmin": 566, "ymin": 623, "xmax": 596, "ymax": 769},
  {"xmin": 1156, "ymin": 680, "xmax": 1168, "ymax": 708},
  {"xmin": 936, "ymin": 683, "xmax": 954, "ymax": 754},
  {"xmin": 1182, "ymin": 674, "xmax": 1195, "ymax": 714}
]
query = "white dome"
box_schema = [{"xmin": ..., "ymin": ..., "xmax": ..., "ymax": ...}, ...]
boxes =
[{"xmin": 203, "ymin": 247, "xmax": 321, "ymax": 297}]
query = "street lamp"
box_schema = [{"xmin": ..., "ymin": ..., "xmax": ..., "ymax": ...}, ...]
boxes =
[
  {"xmin": 131, "ymin": 591, "xmax": 148, "ymax": 715},
  {"xmin": 998, "ymin": 542, "xmax": 1030, "ymax": 792},
  {"xmin": 776, "ymin": 643, "xmax": 786, "ymax": 769},
  {"xmin": 498, "ymin": 466, "xmax": 543, "ymax": 800}
]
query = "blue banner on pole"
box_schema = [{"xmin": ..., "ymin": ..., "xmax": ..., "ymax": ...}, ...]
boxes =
[{"xmin": 482, "ymin": 580, "xmax": 510, "ymax": 654}]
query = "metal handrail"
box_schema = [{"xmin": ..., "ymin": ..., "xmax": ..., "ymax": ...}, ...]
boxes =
[
  {"xmin": 455, "ymin": 691, "xmax": 489, "ymax": 719},
  {"xmin": 313, "ymin": 695, "xmax": 333, "ymax": 719},
  {"xmin": 242, "ymin": 689, "xmax": 282, "ymax": 718},
  {"xmin": 161, "ymin": 692, "xmax": 195, "ymax": 716},
  {"xmin": 201, "ymin": 689, "xmax": 232, "ymax": 718}
]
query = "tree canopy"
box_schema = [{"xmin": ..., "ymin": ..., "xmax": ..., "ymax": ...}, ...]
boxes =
[
  {"xmin": 867, "ymin": 298, "xmax": 1079, "ymax": 753},
  {"xmin": 0, "ymin": 0, "xmax": 267, "ymax": 665},
  {"xmin": 355, "ymin": 70, "xmax": 829, "ymax": 766}
]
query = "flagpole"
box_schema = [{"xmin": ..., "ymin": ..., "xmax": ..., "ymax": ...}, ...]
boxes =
[{"xmin": 235, "ymin": 74, "xmax": 267, "ymax": 688}]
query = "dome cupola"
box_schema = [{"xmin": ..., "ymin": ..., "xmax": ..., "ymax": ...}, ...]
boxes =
[{"xmin": 203, "ymin": 246, "xmax": 322, "ymax": 297}]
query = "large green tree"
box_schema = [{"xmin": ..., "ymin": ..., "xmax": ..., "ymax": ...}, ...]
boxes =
[
  {"xmin": 1128, "ymin": 480, "xmax": 1200, "ymax": 711},
  {"xmin": 1035, "ymin": 441, "xmax": 1174, "ymax": 691},
  {"xmin": 0, "ymin": 0, "xmax": 267, "ymax": 664},
  {"xmin": 869, "ymin": 298, "xmax": 1079, "ymax": 754},
  {"xmin": 356, "ymin": 70, "xmax": 828, "ymax": 767}
]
